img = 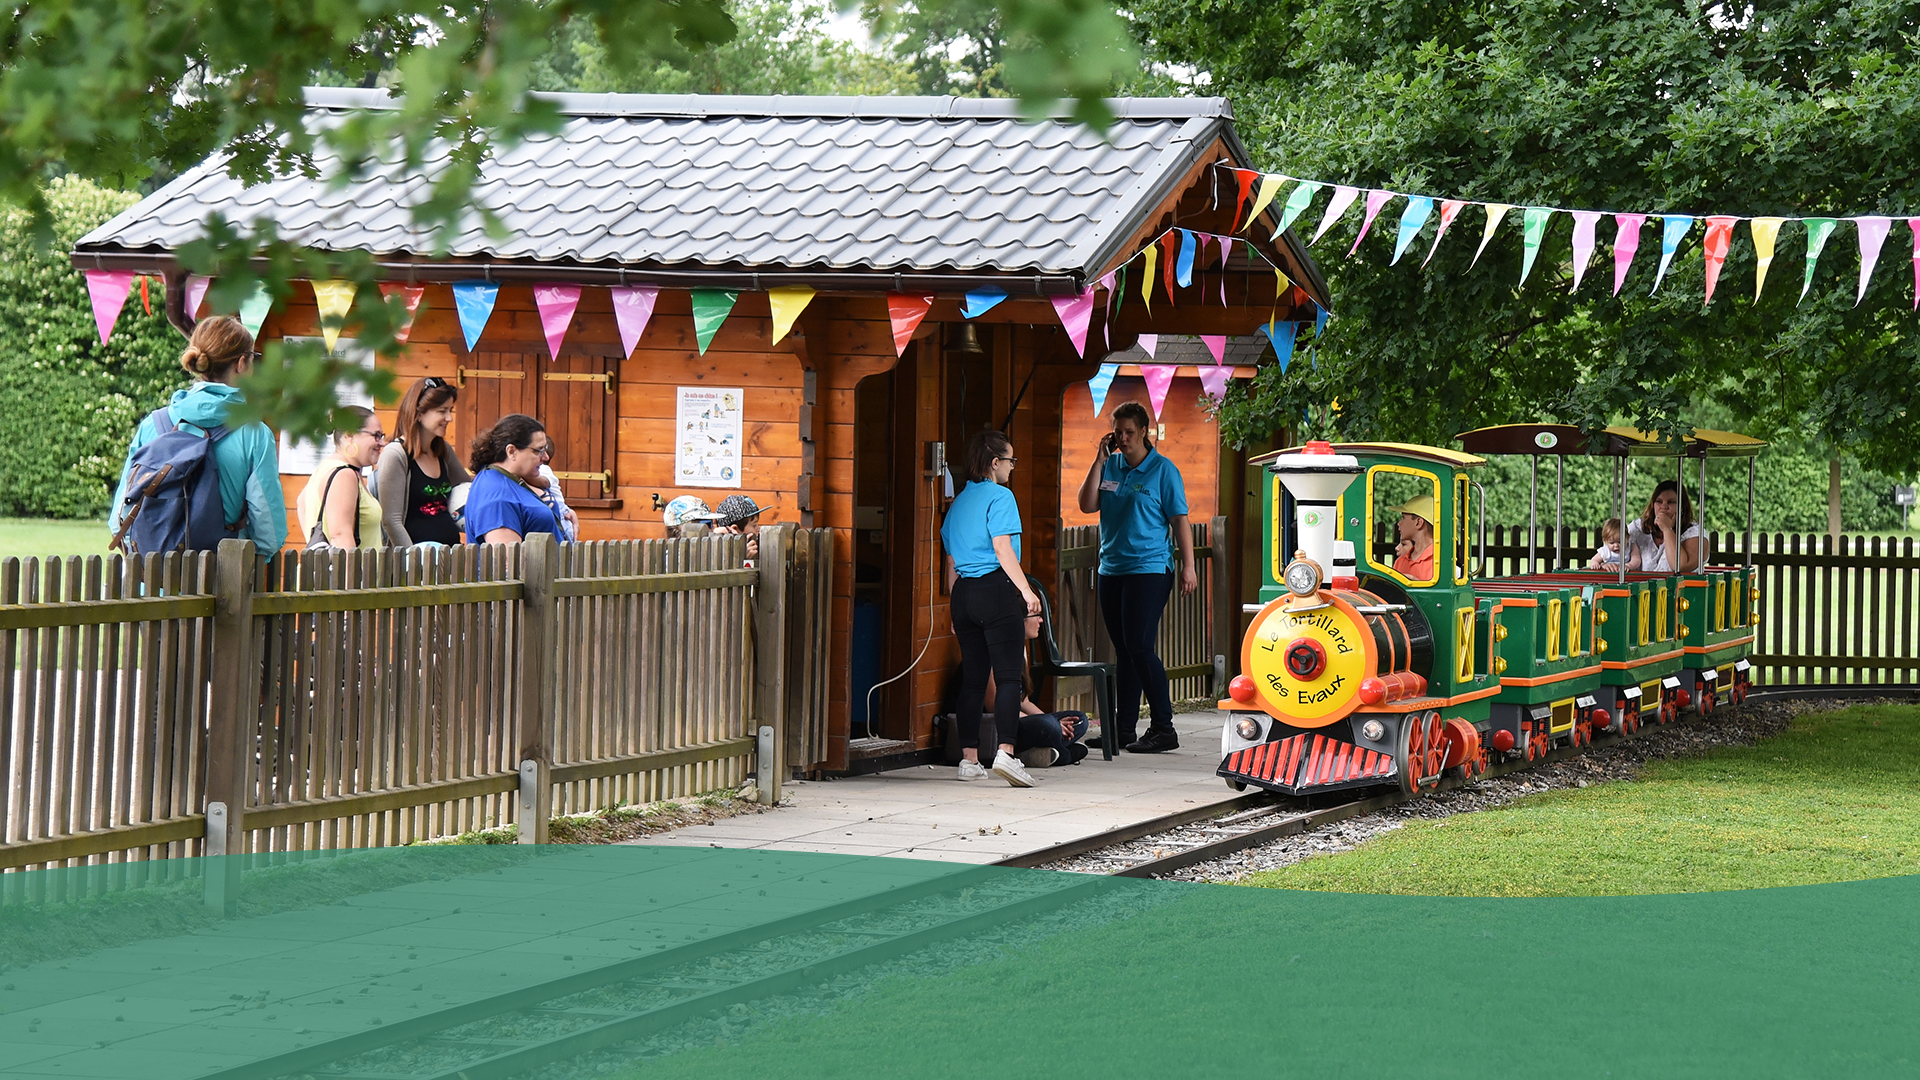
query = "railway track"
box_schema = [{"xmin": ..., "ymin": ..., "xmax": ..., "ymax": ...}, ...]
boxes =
[{"xmin": 215, "ymin": 687, "xmax": 1900, "ymax": 1080}]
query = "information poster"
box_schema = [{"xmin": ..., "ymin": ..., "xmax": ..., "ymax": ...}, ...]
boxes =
[
  {"xmin": 674, "ymin": 387, "xmax": 743, "ymax": 488},
  {"xmin": 277, "ymin": 337, "xmax": 376, "ymax": 475}
]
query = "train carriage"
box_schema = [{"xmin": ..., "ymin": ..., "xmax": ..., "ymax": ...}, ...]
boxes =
[{"xmin": 1216, "ymin": 425, "xmax": 1764, "ymax": 797}]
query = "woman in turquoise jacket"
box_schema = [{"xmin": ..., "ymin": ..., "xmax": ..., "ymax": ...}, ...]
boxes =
[{"xmin": 108, "ymin": 316, "xmax": 289, "ymax": 553}]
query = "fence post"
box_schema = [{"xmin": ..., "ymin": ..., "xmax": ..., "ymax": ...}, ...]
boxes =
[
  {"xmin": 517, "ymin": 534, "xmax": 556, "ymax": 844},
  {"xmin": 1209, "ymin": 515, "xmax": 1231, "ymax": 696},
  {"xmin": 754, "ymin": 524, "xmax": 791, "ymax": 803},
  {"xmin": 204, "ymin": 539, "xmax": 255, "ymax": 911}
]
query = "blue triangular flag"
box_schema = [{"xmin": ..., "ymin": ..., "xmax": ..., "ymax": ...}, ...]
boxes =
[
  {"xmin": 1390, "ymin": 197, "xmax": 1434, "ymax": 265},
  {"xmin": 1314, "ymin": 302, "xmax": 1329, "ymax": 336},
  {"xmin": 961, "ymin": 288, "xmax": 1008, "ymax": 319},
  {"xmin": 1089, "ymin": 363, "xmax": 1119, "ymax": 416},
  {"xmin": 1650, "ymin": 215, "xmax": 1694, "ymax": 296},
  {"xmin": 1175, "ymin": 230, "xmax": 1197, "ymax": 288},
  {"xmin": 1263, "ymin": 320, "xmax": 1299, "ymax": 373},
  {"xmin": 453, "ymin": 281, "xmax": 500, "ymax": 351}
]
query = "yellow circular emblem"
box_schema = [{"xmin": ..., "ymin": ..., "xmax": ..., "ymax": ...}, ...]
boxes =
[{"xmin": 1241, "ymin": 593, "xmax": 1377, "ymax": 727}]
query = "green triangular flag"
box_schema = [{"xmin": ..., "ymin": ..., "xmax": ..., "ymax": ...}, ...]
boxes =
[
  {"xmin": 236, "ymin": 281, "xmax": 273, "ymax": 337},
  {"xmin": 1800, "ymin": 218, "xmax": 1837, "ymax": 303},
  {"xmin": 1273, "ymin": 182, "xmax": 1323, "ymax": 239},
  {"xmin": 690, "ymin": 289, "xmax": 739, "ymax": 356},
  {"xmin": 1518, "ymin": 207, "xmax": 1555, "ymax": 286}
]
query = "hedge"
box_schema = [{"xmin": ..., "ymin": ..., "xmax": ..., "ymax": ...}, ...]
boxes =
[{"xmin": 0, "ymin": 178, "xmax": 186, "ymax": 519}]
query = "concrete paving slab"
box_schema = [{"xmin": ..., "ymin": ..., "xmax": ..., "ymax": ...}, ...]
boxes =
[{"xmin": 624, "ymin": 710, "xmax": 1237, "ymax": 865}]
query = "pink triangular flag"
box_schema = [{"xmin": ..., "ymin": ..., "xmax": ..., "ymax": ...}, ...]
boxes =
[
  {"xmin": 1348, "ymin": 190, "xmax": 1396, "ymax": 257},
  {"xmin": 1197, "ymin": 364, "xmax": 1232, "ymax": 403},
  {"xmin": 184, "ymin": 275, "xmax": 212, "ymax": 319},
  {"xmin": 1201, "ymin": 335, "xmax": 1227, "ymax": 365},
  {"xmin": 1569, "ymin": 211, "xmax": 1602, "ymax": 292},
  {"xmin": 1854, "ymin": 216, "xmax": 1893, "ymax": 306},
  {"xmin": 533, "ymin": 283, "xmax": 582, "ymax": 360},
  {"xmin": 1612, "ymin": 214, "xmax": 1647, "ymax": 296},
  {"xmin": 84, "ymin": 270, "xmax": 136, "ymax": 345},
  {"xmin": 1908, "ymin": 218, "xmax": 1920, "ymax": 311},
  {"xmin": 611, "ymin": 285, "xmax": 659, "ymax": 357},
  {"xmin": 1140, "ymin": 364, "xmax": 1178, "ymax": 419},
  {"xmin": 1311, "ymin": 186, "xmax": 1360, "ymax": 246},
  {"xmin": 1099, "ymin": 271, "xmax": 1117, "ymax": 349},
  {"xmin": 1217, "ymin": 237, "xmax": 1233, "ymax": 304},
  {"xmin": 378, "ymin": 283, "xmax": 425, "ymax": 343},
  {"xmin": 1136, "ymin": 333, "xmax": 1158, "ymax": 359},
  {"xmin": 1050, "ymin": 288, "xmax": 1096, "ymax": 358}
]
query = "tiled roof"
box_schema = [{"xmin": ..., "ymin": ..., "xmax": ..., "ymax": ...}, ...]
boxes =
[
  {"xmin": 1102, "ymin": 334, "xmax": 1271, "ymax": 367},
  {"xmin": 76, "ymin": 90, "xmax": 1257, "ymax": 284}
]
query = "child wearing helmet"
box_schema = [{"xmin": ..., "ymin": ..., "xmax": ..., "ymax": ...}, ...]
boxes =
[{"xmin": 662, "ymin": 495, "xmax": 716, "ymax": 537}]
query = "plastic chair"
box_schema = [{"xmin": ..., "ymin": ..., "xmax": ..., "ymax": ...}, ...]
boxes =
[{"xmin": 1028, "ymin": 576, "xmax": 1120, "ymax": 760}]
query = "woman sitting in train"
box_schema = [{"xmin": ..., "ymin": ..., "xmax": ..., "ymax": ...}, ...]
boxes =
[
  {"xmin": 1627, "ymin": 481, "xmax": 1703, "ymax": 573},
  {"xmin": 1390, "ymin": 495, "xmax": 1438, "ymax": 582}
]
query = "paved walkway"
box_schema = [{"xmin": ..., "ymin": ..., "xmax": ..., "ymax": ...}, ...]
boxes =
[{"xmin": 628, "ymin": 710, "xmax": 1237, "ymax": 863}]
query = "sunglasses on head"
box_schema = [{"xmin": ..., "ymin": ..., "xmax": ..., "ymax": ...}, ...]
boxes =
[{"xmin": 421, "ymin": 376, "xmax": 448, "ymax": 390}]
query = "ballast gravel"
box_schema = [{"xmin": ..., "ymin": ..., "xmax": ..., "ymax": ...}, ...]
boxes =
[{"xmin": 1042, "ymin": 697, "xmax": 1859, "ymax": 882}]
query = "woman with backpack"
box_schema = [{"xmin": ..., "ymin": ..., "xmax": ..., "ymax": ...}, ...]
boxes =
[
  {"xmin": 108, "ymin": 315, "xmax": 288, "ymax": 555},
  {"xmin": 464, "ymin": 414, "xmax": 563, "ymax": 543},
  {"xmin": 296, "ymin": 406, "xmax": 386, "ymax": 550},
  {"xmin": 375, "ymin": 376, "xmax": 469, "ymax": 546}
]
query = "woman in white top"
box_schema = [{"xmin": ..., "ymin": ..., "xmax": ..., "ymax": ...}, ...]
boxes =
[{"xmin": 1626, "ymin": 480, "xmax": 1703, "ymax": 573}]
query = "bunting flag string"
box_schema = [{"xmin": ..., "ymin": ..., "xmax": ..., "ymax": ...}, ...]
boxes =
[
  {"xmin": 311, "ymin": 280, "xmax": 359, "ymax": 354},
  {"xmin": 452, "ymin": 280, "xmax": 499, "ymax": 351},
  {"xmin": 1140, "ymin": 364, "xmax": 1177, "ymax": 419},
  {"xmin": 532, "ymin": 283, "xmax": 582, "ymax": 360},
  {"xmin": 612, "ymin": 285, "xmax": 661, "ymax": 355},
  {"xmin": 765, "ymin": 285, "xmax": 812, "ymax": 346},
  {"xmin": 1088, "ymin": 363, "xmax": 1118, "ymax": 416},
  {"xmin": 378, "ymin": 283, "xmax": 426, "ymax": 344}
]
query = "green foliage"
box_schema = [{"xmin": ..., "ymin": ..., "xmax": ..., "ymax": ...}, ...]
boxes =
[
  {"xmin": 533, "ymin": 1, "xmax": 918, "ymax": 96},
  {"xmin": 1245, "ymin": 704, "xmax": 1920, "ymax": 895},
  {"xmin": 0, "ymin": 178, "xmax": 185, "ymax": 518},
  {"xmin": 1135, "ymin": 0, "xmax": 1920, "ymax": 474}
]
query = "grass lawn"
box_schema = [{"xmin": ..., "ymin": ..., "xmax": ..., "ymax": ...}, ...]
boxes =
[
  {"xmin": 0, "ymin": 517, "xmax": 111, "ymax": 561},
  {"xmin": 1245, "ymin": 703, "xmax": 1920, "ymax": 896}
]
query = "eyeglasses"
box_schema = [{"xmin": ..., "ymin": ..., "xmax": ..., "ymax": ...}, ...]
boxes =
[
  {"xmin": 997, "ymin": 455, "xmax": 1018, "ymax": 465},
  {"xmin": 523, "ymin": 442, "xmax": 553, "ymax": 459},
  {"xmin": 362, "ymin": 429, "xmax": 387, "ymax": 441}
]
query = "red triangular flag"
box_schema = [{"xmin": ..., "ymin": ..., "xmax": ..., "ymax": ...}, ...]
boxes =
[
  {"xmin": 379, "ymin": 283, "xmax": 426, "ymax": 343},
  {"xmin": 1232, "ymin": 170, "xmax": 1259, "ymax": 230},
  {"xmin": 1159, "ymin": 233, "xmax": 1180, "ymax": 305},
  {"xmin": 888, "ymin": 293, "xmax": 934, "ymax": 356},
  {"xmin": 1701, "ymin": 216, "xmax": 1738, "ymax": 307},
  {"xmin": 140, "ymin": 276, "xmax": 151, "ymax": 315}
]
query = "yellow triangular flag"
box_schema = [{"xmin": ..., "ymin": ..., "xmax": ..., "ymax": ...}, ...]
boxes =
[
  {"xmin": 1243, "ymin": 174, "xmax": 1287, "ymax": 231},
  {"xmin": 767, "ymin": 286, "xmax": 815, "ymax": 345},
  {"xmin": 1750, "ymin": 217, "xmax": 1785, "ymax": 301},
  {"xmin": 1470, "ymin": 204, "xmax": 1513, "ymax": 270},
  {"xmin": 311, "ymin": 280, "xmax": 358, "ymax": 354},
  {"xmin": 1141, "ymin": 246, "xmax": 1157, "ymax": 314}
]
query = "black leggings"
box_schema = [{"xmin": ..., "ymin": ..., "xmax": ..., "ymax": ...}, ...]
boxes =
[
  {"xmin": 1098, "ymin": 571, "xmax": 1175, "ymax": 741},
  {"xmin": 952, "ymin": 571, "xmax": 1027, "ymax": 754}
]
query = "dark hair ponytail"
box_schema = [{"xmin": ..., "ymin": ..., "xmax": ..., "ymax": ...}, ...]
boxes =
[
  {"xmin": 962, "ymin": 430, "xmax": 1012, "ymax": 484},
  {"xmin": 1111, "ymin": 401, "xmax": 1153, "ymax": 448},
  {"xmin": 470, "ymin": 413, "xmax": 546, "ymax": 471}
]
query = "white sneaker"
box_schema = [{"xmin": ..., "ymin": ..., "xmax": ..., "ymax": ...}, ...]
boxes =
[
  {"xmin": 991, "ymin": 751, "xmax": 1035, "ymax": 788},
  {"xmin": 957, "ymin": 759, "xmax": 990, "ymax": 781},
  {"xmin": 1018, "ymin": 747, "xmax": 1059, "ymax": 769}
]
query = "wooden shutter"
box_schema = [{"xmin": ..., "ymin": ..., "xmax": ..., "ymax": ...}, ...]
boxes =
[
  {"xmin": 540, "ymin": 354, "xmax": 620, "ymax": 507},
  {"xmin": 457, "ymin": 352, "xmax": 540, "ymax": 447}
]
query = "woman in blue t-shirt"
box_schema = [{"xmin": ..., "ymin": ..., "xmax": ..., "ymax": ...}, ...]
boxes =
[
  {"xmin": 1074, "ymin": 401, "xmax": 1195, "ymax": 754},
  {"xmin": 940, "ymin": 430, "xmax": 1042, "ymax": 789},
  {"xmin": 465, "ymin": 414, "xmax": 563, "ymax": 544}
]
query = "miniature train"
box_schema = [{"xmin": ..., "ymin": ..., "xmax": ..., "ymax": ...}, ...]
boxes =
[{"xmin": 1217, "ymin": 426, "xmax": 1763, "ymax": 796}]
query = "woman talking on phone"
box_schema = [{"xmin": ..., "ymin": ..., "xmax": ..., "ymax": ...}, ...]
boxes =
[{"xmin": 1076, "ymin": 401, "xmax": 1195, "ymax": 753}]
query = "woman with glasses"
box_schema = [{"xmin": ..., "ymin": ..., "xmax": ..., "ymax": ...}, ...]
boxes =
[
  {"xmin": 940, "ymin": 430, "xmax": 1043, "ymax": 788},
  {"xmin": 465, "ymin": 414, "xmax": 562, "ymax": 543},
  {"xmin": 296, "ymin": 406, "xmax": 386, "ymax": 550},
  {"xmin": 376, "ymin": 376, "xmax": 470, "ymax": 546}
]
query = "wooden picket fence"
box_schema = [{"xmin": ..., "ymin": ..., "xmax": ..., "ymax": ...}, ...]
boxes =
[
  {"xmin": 1485, "ymin": 524, "xmax": 1920, "ymax": 688},
  {"xmin": 0, "ymin": 527, "xmax": 832, "ymax": 891},
  {"xmin": 1054, "ymin": 517, "xmax": 1230, "ymax": 712}
]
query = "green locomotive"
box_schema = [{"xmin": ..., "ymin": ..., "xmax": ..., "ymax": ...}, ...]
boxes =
[{"xmin": 1217, "ymin": 425, "xmax": 1763, "ymax": 796}]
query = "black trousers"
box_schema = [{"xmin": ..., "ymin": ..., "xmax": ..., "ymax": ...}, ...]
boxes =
[
  {"xmin": 1098, "ymin": 571, "xmax": 1175, "ymax": 742},
  {"xmin": 952, "ymin": 570, "xmax": 1027, "ymax": 753}
]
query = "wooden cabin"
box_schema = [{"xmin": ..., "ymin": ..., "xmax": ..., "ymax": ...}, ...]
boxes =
[{"xmin": 73, "ymin": 90, "xmax": 1331, "ymax": 773}]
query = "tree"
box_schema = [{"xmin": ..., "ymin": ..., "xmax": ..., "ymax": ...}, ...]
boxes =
[
  {"xmin": 1, "ymin": 0, "xmax": 1135, "ymax": 440},
  {"xmin": 1129, "ymin": 0, "xmax": 1920, "ymax": 475}
]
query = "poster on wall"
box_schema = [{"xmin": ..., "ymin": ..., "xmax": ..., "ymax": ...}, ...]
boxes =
[
  {"xmin": 674, "ymin": 386, "xmax": 743, "ymax": 488},
  {"xmin": 277, "ymin": 337, "xmax": 376, "ymax": 475}
]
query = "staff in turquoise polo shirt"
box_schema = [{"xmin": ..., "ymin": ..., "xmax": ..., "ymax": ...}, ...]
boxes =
[{"xmin": 1075, "ymin": 401, "xmax": 1195, "ymax": 754}]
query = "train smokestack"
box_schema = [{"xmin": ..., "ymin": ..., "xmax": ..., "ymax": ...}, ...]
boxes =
[{"xmin": 1267, "ymin": 441, "xmax": 1361, "ymax": 581}]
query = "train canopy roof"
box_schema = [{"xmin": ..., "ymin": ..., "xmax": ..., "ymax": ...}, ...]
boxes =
[
  {"xmin": 1255, "ymin": 442, "xmax": 1486, "ymax": 469},
  {"xmin": 1454, "ymin": 424, "xmax": 1767, "ymax": 460}
]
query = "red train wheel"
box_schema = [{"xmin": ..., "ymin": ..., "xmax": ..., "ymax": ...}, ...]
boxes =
[
  {"xmin": 1425, "ymin": 713, "xmax": 1447, "ymax": 780},
  {"xmin": 1399, "ymin": 716, "xmax": 1426, "ymax": 795}
]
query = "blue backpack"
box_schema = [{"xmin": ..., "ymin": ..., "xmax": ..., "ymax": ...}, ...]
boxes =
[{"xmin": 110, "ymin": 408, "xmax": 244, "ymax": 556}]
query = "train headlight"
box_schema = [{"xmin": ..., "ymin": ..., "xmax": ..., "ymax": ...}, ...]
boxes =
[
  {"xmin": 1284, "ymin": 557, "xmax": 1324, "ymax": 597},
  {"xmin": 1360, "ymin": 719, "xmax": 1385, "ymax": 742},
  {"xmin": 1234, "ymin": 718, "xmax": 1262, "ymax": 742}
]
